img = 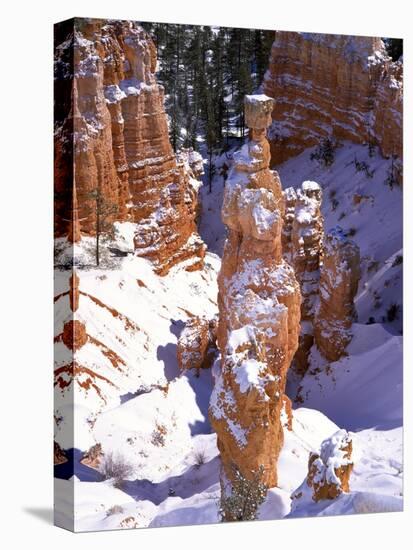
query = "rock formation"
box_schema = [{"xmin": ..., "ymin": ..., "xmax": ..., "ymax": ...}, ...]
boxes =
[
  {"xmin": 54, "ymin": 441, "xmax": 68, "ymax": 465},
  {"xmin": 292, "ymin": 430, "xmax": 353, "ymax": 505},
  {"xmin": 54, "ymin": 18, "xmax": 205, "ymax": 275},
  {"xmin": 210, "ymin": 95, "xmax": 301, "ymax": 489},
  {"xmin": 281, "ymin": 186, "xmax": 297, "ymax": 263},
  {"xmin": 291, "ymin": 181, "xmax": 324, "ymax": 375},
  {"xmin": 81, "ymin": 443, "xmax": 103, "ymax": 469},
  {"xmin": 263, "ymin": 32, "xmax": 403, "ymax": 175},
  {"xmin": 314, "ymin": 227, "xmax": 361, "ymax": 361},
  {"xmin": 177, "ymin": 316, "xmax": 217, "ymax": 374}
]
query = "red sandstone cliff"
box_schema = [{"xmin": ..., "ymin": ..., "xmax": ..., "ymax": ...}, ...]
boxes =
[
  {"xmin": 54, "ymin": 18, "xmax": 205, "ymax": 274},
  {"xmin": 210, "ymin": 95, "xmax": 301, "ymax": 490},
  {"xmin": 263, "ymin": 32, "xmax": 403, "ymax": 171}
]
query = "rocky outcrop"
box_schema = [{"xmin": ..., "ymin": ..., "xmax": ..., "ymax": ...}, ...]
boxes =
[
  {"xmin": 54, "ymin": 18, "xmax": 205, "ymax": 274},
  {"xmin": 54, "ymin": 441, "xmax": 68, "ymax": 465},
  {"xmin": 314, "ymin": 227, "xmax": 361, "ymax": 361},
  {"xmin": 291, "ymin": 181, "xmax": 324, "ymax": 375},
  {"xmin": 81, "ymin": 443, "xmax": 103, "ymax": 469},
  {"xmin": 263, "ymin": 32, "xmax": 403, "ymax": 172},
  {"xmin": 292, "ymin": 430, "xmax": 353, "ymax": 505},
  {"xmin": 177, "ymin": 316, "xmax": 217, "ymax": 373},
  {"xmin": 281, "ymin": 186, "xmax": 297, "ymax": 263},
  {"xmin": 210, "ymin": 95, "xmax": 301, "ymax": 489}
]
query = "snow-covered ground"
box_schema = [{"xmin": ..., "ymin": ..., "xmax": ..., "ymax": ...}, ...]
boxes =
[{"xmin": 55, "ymin": 140, "xmax": 403, "ymax": 531}]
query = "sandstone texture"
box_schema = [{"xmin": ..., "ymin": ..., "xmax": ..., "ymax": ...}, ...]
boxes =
[
  {"xmin": 291, "ymin": 181, "xmax": 324, "ymax": 374},
  {"xmin": 54, "ymin": 18, "xmax": 205, "ymax": 274},
  {"xmin": 177, "ymin": 316, "xmax": 217, "ymax": 373},
  {"xmin": 293, "ymin": 430, "xmax": 353, "ymax": 505},
  {"xmin": 210, "ymin": 95, "xmax": 301, "ymax": 489},
  {"xmin": 314, "ymin": 227, "xmax": 361, "ymax": 362},
  {"xmin": 263, "ymin": 32, "xmax": 403, "ymax": 171}
]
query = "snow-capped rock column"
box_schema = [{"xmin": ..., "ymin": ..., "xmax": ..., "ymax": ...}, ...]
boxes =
[
  {"xmin": 291, "ymin": 181, "xmax": 324, "ymax": 375},
  {"xmin": 281, "ymin": 186, "xmax": 297, "ymax": 263},
  {"xmin": 314, "ymin": 227, "xmax": 361, "ymax": 361},
  {"xmin": 292, "ymin": 430, "xmax": 353, "ymax": 507},
  {"xmin": 210, "ymin": 94, "xmax": 301, "ymax": 489}
]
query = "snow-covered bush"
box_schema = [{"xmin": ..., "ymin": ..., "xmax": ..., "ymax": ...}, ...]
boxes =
[
  {"xmin": 219, "ymin": 465, "xmax": 268, "ymax": 522},
  {"xmin": 99, "ymin": 452, "xmax": 134, "ymax": 488},
  {"xmin": 193, "ymin": 448, "xmax": 207, "ymax": 469},
  {"xmin": 106, "ymin": 505, "xmax": 124, "ymax": 516}
]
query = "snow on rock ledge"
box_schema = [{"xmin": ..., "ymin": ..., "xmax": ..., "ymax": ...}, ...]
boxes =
[{"xmin": 292, "ymin": 429, "xmax": 353, "ymax": 508}]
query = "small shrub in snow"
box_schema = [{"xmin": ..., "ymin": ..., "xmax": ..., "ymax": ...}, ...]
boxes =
[
  {"xmin": 331, "ymin": 198, "xmax": 339, "ymax": 212},
  {"xmin": 310, "ymin": 137, "xmax": 337, "ymax": 167},
  {"xmin": 219, "ymin": 465, "xmax": 268, "ymax": 522},
  {"xmin": 386, "ymin": 303, "xmax": 400, "ymax": 323},
  {"xmin": 338, "ymin": 212, "xmax": 346, "ymax": 221},
  {"xmin": 99, "ymin": 452, "xmax": 134, "ymax": 488},
  {"xmin": 346, "ymin": 227, "xmax": 357, "ymax": 237},
  {"xmin": 367, "ymin": 260, "xmax": 380, "ymax": 273},
  {"xmin": 385, "ymin": 157, "xmax": 402, "ymax": 190},
  {"xmin": 352, "ymin": 155, "xmax": 374, "ymax": 178},
  {"xmin": 106, "ymin": 505, "xmax": 124, "ymax": 516},
  {"xmin": 193, "ymin": 448, "xmax": 207, "ymax": 468},
  {"xmin": 392, "ymin": 254, "xmax": 403, "ymax": 267},
  {"xmin": 151, "ymin": 423, "xmax": 167, "ymax": 447}
]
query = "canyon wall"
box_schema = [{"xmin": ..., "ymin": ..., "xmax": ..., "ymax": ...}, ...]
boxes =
[
  {"xmin": 210, "ymin": 95, "xmax": 301, "ymax": 490},
  {"xmin": 263, "ymin": 32, "xmax": 403, "ymax": 168},
  {"xmin": 54, "ymin": 18, "xmax": 205, "ymax": 274}
]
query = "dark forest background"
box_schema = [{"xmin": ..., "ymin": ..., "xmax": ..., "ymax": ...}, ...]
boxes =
[{"xmin": 141, "ymin": 23, "xmax": 274, "ymax": 155}]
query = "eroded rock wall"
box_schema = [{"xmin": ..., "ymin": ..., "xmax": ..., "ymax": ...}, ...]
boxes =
[
  {"xmin": 263, "ymin": 32, "xmax": 403, "ymax": 168},
  {"xmin": 54, "ymin": 18, "xmax": 205, "ymax": 275}
]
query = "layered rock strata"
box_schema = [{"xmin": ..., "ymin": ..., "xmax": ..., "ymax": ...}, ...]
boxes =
[
  {"xmin": 263, "ymin": 32, "xmax": 403, "ymax": 172},
  {"xmin": 210, "ymin": 95, "xmax": 301, "ymax": 489},
  {"xmin": 291, "ymin": 181, "xmax": 324, "ymax": 375},
  {"xmin": 54, "ymin": 18, "xmax": 205, "ymax": 274},
  {"xmin": 292, "ymin": 430, "xmax": 353, "ymax": 505},
  {"xmin": 314, "ymin": 227, "xmax": 361, "ymax": 361}
]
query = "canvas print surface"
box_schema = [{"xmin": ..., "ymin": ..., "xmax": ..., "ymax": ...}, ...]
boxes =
[{"xmin": 54, "ymin": 18, "xmax": 403, "ymax": 531}]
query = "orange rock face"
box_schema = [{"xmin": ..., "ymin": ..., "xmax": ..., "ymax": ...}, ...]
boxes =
[
  {"xmin": 210, "ymin": 95, "xmax": 301, "ymax": 489},
  {"xmin": 293, "ymin": 430, "xmax": 353, "ymax": 505},
  {"xmin": 263, "ymin": 32, "xmax": 403, "ymax": 169},
  {"xmin": 54, "ymin": 18, "xmax": 205, "ymax": 275},
  {"xmin": 314, "ymin": 227, "xmax": 361, "ymax": 362},
  {"xmin": 177, "ymin": 316, "xmax": 217, "ymax": 374},
  {"xmin": 291, "ymin": 181, "xmax": 324, "ymax": 375}
]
